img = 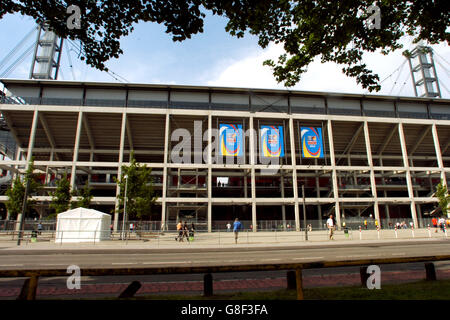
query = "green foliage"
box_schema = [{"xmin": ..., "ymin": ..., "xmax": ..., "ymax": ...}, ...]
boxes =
[
  {"xmin": 71, "ymin": 181, "xmax": 93, "ymax": 209},
  {"xmin": 5, "ymin": 159, "xmax": 41, "ymax": 219},
  {"xmin": 435, "ymin": 180, "xmax": 449, "ymax": 217},
  {"xmin": 1, "ymin": 1, "xmax": 447, "ymax": 91},
  {"xmin": 115, "ymin": 152, "xmax": 157, "ymax": 220},
  {"xmin": 50, "ymin": 173, "xmax": 72, "ymax": 214}
]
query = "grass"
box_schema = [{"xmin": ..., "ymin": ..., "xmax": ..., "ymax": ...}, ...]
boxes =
[{"xmin": 123, "ymin": 280, "xmax": 450, "ymax": 300}]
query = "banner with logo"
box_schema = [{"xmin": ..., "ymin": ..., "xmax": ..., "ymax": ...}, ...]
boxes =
[
  {"xmin": 260, "ymin": 125, "xmax": 285, "ymax": 157},
  {"xmin": 301, "ymin": 127, "xmax": 324, "ymax": 158},
  {"xmin": 219, "ymin": 124, "xmax": 244, "ymax": 157}
]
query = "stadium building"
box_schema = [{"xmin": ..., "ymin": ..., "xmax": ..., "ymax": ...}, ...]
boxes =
[{"xmin": 0, "ymin": 79, "xmax": 449, "ymax": 231}]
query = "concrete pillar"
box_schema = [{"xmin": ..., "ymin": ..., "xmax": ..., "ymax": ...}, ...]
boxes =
[
  {"xmin": 289, "ymin": 117, "xmax": 300, "ymax": 231},
  {"xmin": 281, "ymin": 172, "xmax": 287, "ymax": 230},
  {"xmin": 70, "ymin": 111, "xmax": 83, "ymax": 189},
  {"xmin": 16, "ymin": 109, "xmax": 38, "ymax": 231},
  {"xmin": 114, "ymin": 111, "xmax": 127, "ymax": 231},
  {"xmin": 249, "ymin": 116, "xmax": 257, "ymax": 232},
  {"xmin": 398, "ymin": 122, "xmax": 419, "ymax": 229},
  {"xmin": 207, "ymin": 113, "xmax": 212, "ymax": 232},
  {"xmin": 161, "ymin": 113, "xmax": 170, "ymax": 230},
  {"xmin": 431, "ymin": 123, "xmax": 447, "ymax": 189},
  {"xmin": 327, "ymin": 120, "xmax": 341, "ymax": 230},
  {"xmin": 363, "ymin": 121, "xmax": 380, "ymax": 226}
]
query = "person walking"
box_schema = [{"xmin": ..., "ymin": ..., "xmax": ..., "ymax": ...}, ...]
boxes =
[
  {"xmin": 226, "ymin": 222, "xmax": 231, "ymax": 232},
  {"xmin": 182, "ymin": 221, "xmax": 189, "ymax": 241},
  {"xmin": 432, "ymin": 216, "xmax": 438, "ymax": 233},
  {"xmin": 189, "ymin": 223, "xmax": 195, "ymax": 242},
  {"xmin": 438, "ymin": 216, "xmax": 446, "ymax": 233},
  {"xmin": 176, "ymin": 221, "xmax": 183, "ymax": 241},
  {"xmin": 327, "ymin": 214, "xmax": 335, "ymax": 240},
  {"xmin": 364, "ymin": 219, "xmax": 368, "ymax": 230},
  {"xmin": 233, "ymin": 218, "xmax": 243, "ymax": 244}
]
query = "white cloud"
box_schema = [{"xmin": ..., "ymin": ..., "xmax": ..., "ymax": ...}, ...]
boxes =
[{"xmin": 208, "ymin": 39, "xmax": 450, "ymax": 98}]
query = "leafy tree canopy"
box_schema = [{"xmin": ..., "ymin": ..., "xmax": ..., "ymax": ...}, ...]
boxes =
[
  {"xmin": 50, "ymin": 172, "xmax": 71, "ymax": 214},
  {"xmin": 71, "ymin": 181, "xmax": 93, "ymax": 209},
  {"xmin": 435, "ymin": 180, "xmax": 449, "ymax": 217},
  {"xmin": 1, "ymin": 1, "xmax": 447, "ymax": 91},
  {"xmin": 5, "ymin": 159, "xmax": 41, "ymax": 219},
  {"xmin": 115, "ymin": 152, "xmax": 157, "ymax": 220}
]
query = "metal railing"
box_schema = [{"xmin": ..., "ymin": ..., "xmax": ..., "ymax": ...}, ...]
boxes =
[{"xmin": 1, "ymin": 225, "xmax": 448, "ymax": 246}]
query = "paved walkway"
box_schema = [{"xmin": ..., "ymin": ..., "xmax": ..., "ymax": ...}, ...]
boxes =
[{"xmin": 0, "ymin": 229, "xmax": 448, "ymax": 253}]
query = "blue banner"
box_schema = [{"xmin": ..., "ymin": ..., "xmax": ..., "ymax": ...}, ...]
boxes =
[
  {"xmin": 219, "ymin": 124, "xmax": 243, "ymax": 157},
  {"xmin": 260, "ymin": 125, "xmax": 285, "ymax": 157},
  {"xmin": 301, "ymin": 127, "xmax": 324, "ymax": 158}
]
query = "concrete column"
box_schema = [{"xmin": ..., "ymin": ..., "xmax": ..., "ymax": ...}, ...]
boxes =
[
  {"xmin": 161, "ymin": 113, "xmax": 170, "ymax": 230},
  {"xmin": 431, "ymin": 123, "xmax": 447, "ymax": 188},
  {"xmin": 398, "ymin": 122, "xmax": 419, "ymax": 229},
  {"xmin": 16, "ymin": 109, "xmax": 38, "ymax": 231},
  {"xmin": 70, "ymin": 111, "xmax": 83, "ymax": 189},
  {"xmin": 363, "ymin": 121, "xmax": 380, "ymax": 225},
  {"xmin": 249, "ymin": 116, "xmax": 257, "ymax": 232},
  {"xmin": 289, "ymin": 117, "xmax": 300, "ymax": 231},
  {"xmin": 380, "ymin": 158, "xmax": 390, "ymax": 223},
  {"xmin": 314, "ymin": 159, "xmax": 322, "ymax": 227},
  {"xmin": 114, "ymin": 111, "xmax": 127, "ymax": 231},
  {"xmin": 280, "ymin": 172, "xmax": 286, "ymax": 230},
  {"xmin": 207, "ymin": 113, "xmax": 212, "ymax": 232},
  {"xmin": 327, "ymin": 120, "xmax": 341, "ymax": 230}
]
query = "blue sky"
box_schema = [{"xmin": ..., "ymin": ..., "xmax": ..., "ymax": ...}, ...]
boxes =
[{"xmin": 0, "ymin": 11, "xmax": 449, "ymax": 98}]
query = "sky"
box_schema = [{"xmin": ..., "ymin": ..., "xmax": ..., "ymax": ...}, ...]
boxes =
[{"xmin": 0, "ymin": 11, "xmax": 449, "ymax": 98}]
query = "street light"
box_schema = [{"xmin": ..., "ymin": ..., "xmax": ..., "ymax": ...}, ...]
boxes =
[{"xmin": 121, "ymin": 174, "xmax": 128, "ymax": 240}]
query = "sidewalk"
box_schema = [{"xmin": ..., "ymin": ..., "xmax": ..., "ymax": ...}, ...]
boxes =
[{"xmin": 0, "ymin": 228, "xmax": 448, "ymax": 254}]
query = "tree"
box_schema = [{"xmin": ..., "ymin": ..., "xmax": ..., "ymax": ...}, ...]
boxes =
[
  {"xmin": 115, "ymin": 152, "xmax": 157, "ymax": 220},
  {"xmin": 50, "ymin": 173, "xmax": 72, "ymax": 214},
  {"xmin": 435, "ymin": 180, "xmax": 450, "ymax": 217},
  {"xmin": 1, "ymin": 1, "xmax": 447, "ymax": 91},
  {"xmin": 5, "ymin": 159, "xmax": 41, "ymax": 220},
  {"xmin": 71, "ymin": 181, "xmax": 93, "ymax": 209}
]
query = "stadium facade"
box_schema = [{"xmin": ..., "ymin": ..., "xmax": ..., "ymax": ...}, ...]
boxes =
[{"xmin": 0, "ymin": 79, "xmax": 449, "ymax": 231}]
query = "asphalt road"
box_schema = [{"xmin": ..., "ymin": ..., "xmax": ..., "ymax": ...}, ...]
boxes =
[
  {"xmin": 0, "ymin": 240, "xmax": 449, "ymax": 298},
  {"xmin": 0, "ymin": 240, "xmax": 449, "ymax": 270}
]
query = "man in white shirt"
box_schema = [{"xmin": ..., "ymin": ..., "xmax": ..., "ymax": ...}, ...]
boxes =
[{"xmin": 327, "ymin": 215, "xmax": 335, "ymax": 240}]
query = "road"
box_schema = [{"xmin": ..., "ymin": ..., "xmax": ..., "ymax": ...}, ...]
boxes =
[
  {"xmin": 1, "ymin": 240, "xmax": 449, "ymax": 269},
  {"xmin": 0, "ymin": 240, "xmax": 449, "ymax": 299}
]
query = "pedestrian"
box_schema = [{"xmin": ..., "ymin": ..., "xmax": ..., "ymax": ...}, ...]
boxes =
[
  {"xmin": 233, "ymin": 218, "xmax": 243, "ymax": 244},
  {"xmin": 226, "ymin": 222, "xmax": 231, "ymax": 232},
  {"xmin": 37, "ymin": 222, "xmax": 43, "ymax": 235},
  {"xmin": 129, "ymin": 223, "xmax": 134, "ymax": 233},
  {"xmin": 109, "ymin": 223, "xmax": 113, "ymax": 235},
  {"xmin": 327, "ymin": 214, "xmax": 335, "ymax": 240},
  {"xmin": 432, "ymin": 216, "xmax": 438, "ymax": 232},
  {"xmin": 189, "ymin": 223, "xmax": 195, "ymax": 242},
  {"xmin": 438, "ymin": 216, "xmax": 446, "ymax": 233},
  {"xmin": 182, "ymin": 221, "xmax": 189, "ymax": 241},
  {"xmin": 176, "ymin": 221, "xmax": 183, "ymax": 241},
  {"xmin": 364, "ymin": 219, "xmax": 368, "ymax": 230}
]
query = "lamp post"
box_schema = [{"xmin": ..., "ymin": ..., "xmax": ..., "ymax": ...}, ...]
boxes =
[
  {"xmin": 302, "ymin": 184, "xmax": 308, "ymax": 241},
  {"xmin": 121, "ymin": 174, "xmax": 128, "ymax": 240}
]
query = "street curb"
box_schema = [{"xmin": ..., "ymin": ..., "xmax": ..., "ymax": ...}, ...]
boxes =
[{"xmin": 0, "ymin": 238, "xmax": 448, "ymax": 256}]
